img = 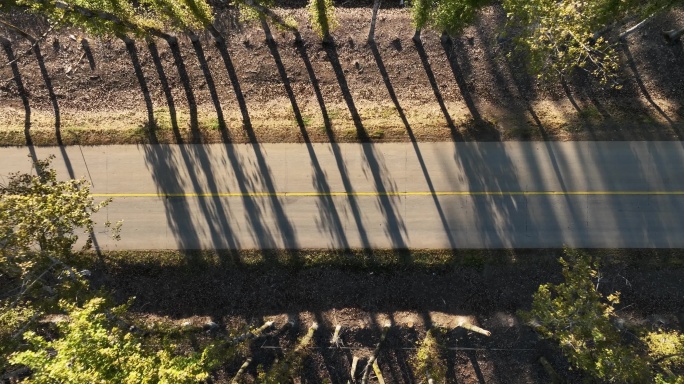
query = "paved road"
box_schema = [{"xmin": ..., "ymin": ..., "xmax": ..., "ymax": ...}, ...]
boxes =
[{"xmin": 3, "ymin": 142, "xmax": 684, "ymax": 249}]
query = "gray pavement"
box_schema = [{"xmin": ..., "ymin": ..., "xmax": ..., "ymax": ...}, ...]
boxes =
[{"xmin": 3, "ymin": 141, "xmax": 684, "ymax": 249}]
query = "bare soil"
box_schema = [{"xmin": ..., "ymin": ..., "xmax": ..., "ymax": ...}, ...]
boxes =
[
  {"xmin": 91, "ymin": 249, "xmax": 684, "ymax": 383},
  {"xmin": 1, "ymin": 5, "xmax": 683, "ymax": 145}
]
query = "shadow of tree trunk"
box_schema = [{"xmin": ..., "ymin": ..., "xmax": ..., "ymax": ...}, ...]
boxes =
[
  {"xmin": 168, "ymin": 37, "xmax": 200, "ymax": 141},
  {"xmin": 262, "ymin": 18, "xmax": 307, "ymax": 135},
  {"xmin": 369, "ymin": 39, "xmax": 456, "ymax": 249},
  {"xmin": 1, "ymin": 37, "xmax": 31, "ymax": 145},
  {"xmin": 368, "ymin": 39, "xmax": 410, "ymax": 131},
  {"xmin": 31, "ymin": 43, "xmax": 62, "ymax": 144},
  {"xmin": 413, "ymin": 37, "xmax": 457, "ymax": 132},
  {"xmin": 264, "ymin": 24, "xmax": 352, "ymax": 250},
  {"xmin": 324, "ymin": 40, "xmax": 368, "ymax": 141},
  {"xmin": 621, "ymin": 42, "xmax": 681, "ymax": 138},
  {"xmin": 80, "ymin": 38, "xmax": 96, "ymax": 71},
  {"xmin": 294, "ymin": 32, "xmax": 332, "ymax": 134},
  {"xmin": 294, "ymin": 33, "xmax": 372, "ymax": 252},
  {"xmin": 189, "ymin": 33, "xmax": 227, "ymax": 134},
  {"xmin": 441, "ymin": 34, "xmax": 482, "ymax": 124},
  {"xmin": 147, "ymin": 38, "xmax": 182, "ymax": 143},
  {"xmin": 120, "ymin": 35, "xmax": 156, "ymax": 142},
  {"xmin": 214, "ymin": 37, "xmax": 253, "ymax": 136}
]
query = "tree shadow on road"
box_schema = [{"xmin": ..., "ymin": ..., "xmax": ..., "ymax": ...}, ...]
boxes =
[{"xmin": 264, "ymin": 25, "xmax": 351, "ymax": 249}]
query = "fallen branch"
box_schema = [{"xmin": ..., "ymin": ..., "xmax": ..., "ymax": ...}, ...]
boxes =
[
  {"xmin": 372, "ymin": 360, "xmax": 385, "ymax": 384},
  {"xmin": 349, "ymin": 355, "xmax": 359, "ymax": 383},
  {"xmin": 360, "ymin": 323, "xmax": 390, "ymax": 384},
  {"xmin": 331, "ymin": 324, "xmax": 342, "ymax": 347},
  {"xmin": 457, "ymin": 321, "xmax": 491, "ymax": 337},
  {"xmin": 230, "ymin": 357, "xmax": 252, "ymax": 384},
  {"xmin": 233, "ymin": 320, "xmax": 273, "ymax": 344},
  {"xmin": 619, "ymin": 14, "xmax": 656, "ymax": 40}
]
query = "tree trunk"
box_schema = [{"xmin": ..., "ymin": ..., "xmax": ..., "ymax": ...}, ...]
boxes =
[
  {"xmin": 360, "ymin": 323, "xmax": 390, "ymax": 384},
  {"xmin": 367, "ymin": 0, "xmax": 381, "ymax": 43},
  {"xmin": 413, "ymin": 28, "xmax": 422, "ymax": 42},
  {"xmin": 233, "ymin": 321, "xmax": 273, "ymax": 343}
]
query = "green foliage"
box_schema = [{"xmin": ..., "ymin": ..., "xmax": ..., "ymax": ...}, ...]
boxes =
[
  {"xmin": 0, "ymin": 0, "xmax": 20, "ymax": 11},
  {"xmin": 644, "ymin": 330, "xmax": 684, "ymax": 383},
  {"xmin": 502, "ymin": 0, "xmax": 618, "ymax": 86},
  {"xmin": 431, "ymin": 0, "xmax": 489, "ymax": 36},
  {"xmin": 178, "ymin": 0, "xmax": 213, "ymax": 28},
  {"xmin": 520, "ymin": 250, "xmax": 650, "ymax": 382},
  {"xmin": 19, "ymin": 0, "xmax": 137, "ymax": 36},
  {"xmin": 411, "ymin": 0, "xmax": 490, "ymax": 36},
  {"xmin": 237, "ymin": 0, "xmax": 269, "ymax": 24},
  {"xmin": 0, "ymin": 303, "xmax": 36, "ymax": 371},
  {"xmin": 501, "ymin": 0, "xmax": 684, "ymax": 86},
  {"xmin": 15, "ymin": 0, "xmax": 213, "ymax": 37},
  {"xmin": 1, "ymin": 156, "xmax": 111, "ymax": 262},
  {"xmin": 0, "ymin": 156, "xmax": 116, "ymax": 312},
  {"xmin": 411, "ymin": 328, "xmax": 447, "ymax": 383},
  {"xmin": 411, "ymin": 0, "xmax": 432, "ymax": 32},
  {"xmin": 235, "ymin": 0, "xmax": 297, "ymax": 32},
  {"xmin": 0, "ymin": 157, "xmax": 118, "ymax": 373},
  {"xmin": 136, "ymin": 0, "xmax": 209, "ymax": 31},
  {"xmin": 10, "ymin": 297, "xmax": 218, "ymax": 384},
  {"xmin": 521, "ymin": 249, "xmax": 684, "ymax": 383},
  {"xmin": 308, "ymin": 0, "xmax": 336, "ymax": 39}
]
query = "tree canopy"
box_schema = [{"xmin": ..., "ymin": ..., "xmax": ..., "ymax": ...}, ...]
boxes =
[
  {"xmin": 0, "ymin": 159, "xmax": 220, "ymax": 382},
  {"xmin": 502, "ymin": 0, "xmax": 684, "ymax": 85},
  {"xmin": 412, "ymin": 0, "xmax": 490, "ymax": 37},
  {"xmin": 1, "ymin": 156, "xmax": 114, "ymax": 370},
  {"xmin": 10, "ymin": 298, "xmax": 217, "ymax": 384},
  {"xmin": 520, "ymin": 249, "xmax": 684, "ymax": 383}
]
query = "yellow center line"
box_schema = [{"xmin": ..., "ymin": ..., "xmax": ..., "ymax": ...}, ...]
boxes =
[{"xmin": 91, "ymin": 191, "xmax": 684, "ymax": 198}]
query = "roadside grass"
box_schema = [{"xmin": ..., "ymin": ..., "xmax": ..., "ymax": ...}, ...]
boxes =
[
  {"xmin": 2, "ymin": 99, "xmax": 684, "ymax": 146},
  {"xmin": 75, "ymin": 248, "xmax": 684, "ymax": 274}
]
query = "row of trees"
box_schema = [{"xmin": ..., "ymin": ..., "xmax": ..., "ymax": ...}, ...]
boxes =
[{"xmin": 1, "ymin": 0, "xmax": 683, "ymax": 86}]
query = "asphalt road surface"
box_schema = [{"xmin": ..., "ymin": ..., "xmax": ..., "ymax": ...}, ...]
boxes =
[{"xmin": 3, "ymin": 141, "xmax": 684, "ymax": 249}]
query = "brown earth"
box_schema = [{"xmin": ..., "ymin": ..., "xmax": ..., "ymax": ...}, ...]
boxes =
[
  {"xmin": 90, "ymin": 249, "xmax": 684, "ymax": 383},
  {"xmin": 1, "ymin": 5, "xmax": 684, "ymax": 145},
  {"xmin": 3, "ymin": 4, "xmax": 684, "ymax": 383}
]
